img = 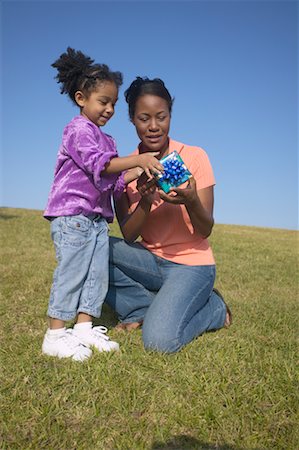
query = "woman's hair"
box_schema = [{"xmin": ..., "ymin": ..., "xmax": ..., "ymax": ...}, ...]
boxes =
[
  {"xmin": 124, "ymin": 77, "xmax": 174, "ymax": 119},
  {"xmin": 52, "ymin": 47, "xmax": 123, "ymax": 104}
]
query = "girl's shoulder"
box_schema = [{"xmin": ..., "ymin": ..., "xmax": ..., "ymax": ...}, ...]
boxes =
[
  {"xmin": 63, "ymin": 116, "xmax": 100, "ymax": 140},
  {"xmin": 66, "ymin": 115, "xmax": 96, "ymax": 132},
  {"xmin": 62, "ymin": 116, "xmax": 117, "ymax": 152}
]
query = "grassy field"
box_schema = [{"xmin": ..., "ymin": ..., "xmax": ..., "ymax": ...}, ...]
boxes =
[{"xmin": 0, "ymin": 207, "xmax": 298, "ymax": 450}]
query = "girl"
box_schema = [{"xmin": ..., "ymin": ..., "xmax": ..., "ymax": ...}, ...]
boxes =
[{"xmin": 42, "ymin": 49, "xmax": 163, "ymax": 361}]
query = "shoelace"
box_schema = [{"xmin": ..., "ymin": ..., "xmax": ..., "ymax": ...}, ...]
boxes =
[{"xmin": 92, "ymin": 326, "xmax": 110, "ymax": 341}]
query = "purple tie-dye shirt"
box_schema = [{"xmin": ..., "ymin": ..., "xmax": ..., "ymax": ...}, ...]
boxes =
[{"xmin": 44, "ymin": 115, "xmax": 125, "ymax": 222}]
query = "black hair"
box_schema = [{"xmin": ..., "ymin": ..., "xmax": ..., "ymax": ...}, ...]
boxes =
[
  {"xmin": 124, "ymin": 77, "xmax": 174, "ymax": 119},
  {"xmin": 52, "ymin": 47, "xmax": 123, "ymax": 104}
]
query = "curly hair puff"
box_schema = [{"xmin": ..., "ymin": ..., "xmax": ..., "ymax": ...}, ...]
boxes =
[{"xmin": 52, "ymin": 47, "xmax": 123, "ymax": 104}]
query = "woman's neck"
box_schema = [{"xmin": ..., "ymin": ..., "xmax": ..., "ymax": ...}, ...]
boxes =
[{"xmin": 138, "ymin": 138, "xmax": 169, "ymax": 159}]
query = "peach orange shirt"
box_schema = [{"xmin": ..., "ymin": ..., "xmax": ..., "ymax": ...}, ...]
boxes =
[{"xmin": 125, "ymin": 139, "xmax": 216, "ymax": 266}]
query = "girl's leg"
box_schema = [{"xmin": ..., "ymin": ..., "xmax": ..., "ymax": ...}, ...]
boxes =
[
  {"xmin": 49, "ymin": 318, "xmax": 65, "ymax": 329},
  {"xmin": 77, "ymin": 218, "xmax": 110, "ymax": 319},
  {"xmin": 105, "ymin": 237, "xmax": 163, "ymax": 323},
  {"xmin": 142, "ymin": 261, "xmax": 227, "ymax": 353},
  {"xmin": 47, "ymin": 216, "xmax": 97, "ymax": 322},
  {"xmin": 43, "ymin": 216, "xmax": 99, "ymax": 360},
  {"xmin": 73, "ymin": 219, "xmax": 119, "ymax": 352}
]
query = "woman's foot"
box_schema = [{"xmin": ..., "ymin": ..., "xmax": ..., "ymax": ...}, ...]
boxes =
[
  {"xmin": 213, "ymin": 288, "xmax": 232, "ymax": 328},
  {"xmin": 114, "ymin": 321, "xmax": 143, "ymax": 331},
  {"xmin": 224, "ymin": 308, "xmax": 232, "ymax": 328}
]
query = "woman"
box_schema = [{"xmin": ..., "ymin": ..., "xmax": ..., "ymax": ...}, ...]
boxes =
[{"xmin": 105, "ymin": 77, "xmax": 232, "ymax": 353}]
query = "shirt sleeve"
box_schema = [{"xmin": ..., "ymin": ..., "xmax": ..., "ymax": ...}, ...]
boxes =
[
  {"xmin": 113, "ymin": 172, "xmax": 126, "ymax": 200},
  {"xmin": 64, "ymin": 121, "xmax": 119, "ymax": 192},
  {"xmin": 190, "ymin": 148, "xmax": 215, "ymax": 189}
]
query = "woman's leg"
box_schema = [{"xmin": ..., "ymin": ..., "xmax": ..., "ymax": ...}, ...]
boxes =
[
  {"xmin": 105, "ymin": 237, "xmax": 163, "ymax": 323},
  {"xmin": 142, "ymin": 260, "xmax": 227, "ymax": 353},
  {"xmin": 106, "ymin": 238, "xmax": 227, "ymax": 353}
]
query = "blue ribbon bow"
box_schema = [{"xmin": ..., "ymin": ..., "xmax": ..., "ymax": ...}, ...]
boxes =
[{"xmin": 160, "ymin": 157, "xmax": 187, "ymax": 185}]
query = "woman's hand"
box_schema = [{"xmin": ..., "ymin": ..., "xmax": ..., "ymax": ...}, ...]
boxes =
[
  {"xmin": 158, "ymin": 177, "xmax": 198, "ymax": 205},
  {"xmin": 159, "ymin": 178, "xmax": 215, "ymax": 238},
  {"xmin": 137, "ymin": 152, "xmax": 164, "ymax": 179},
  {"xmin": 137, "ymin": 173, "xmax": 157, "ymax": 204},
  {"xmin": 124, "ymin": 167, "xmax": 144, "ymax": 184}
]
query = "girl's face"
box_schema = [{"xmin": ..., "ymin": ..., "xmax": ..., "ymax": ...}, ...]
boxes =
[
  {"xmin": 76, "ymin": 81, "xmax": 118, "ymax": 127},
  {"xmin": 132, "ymin": 95, "xmax": 171, "ymax": 154}
]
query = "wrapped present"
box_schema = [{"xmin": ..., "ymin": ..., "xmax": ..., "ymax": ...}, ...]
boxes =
[{"xmin": 155, "ymin": 151, "xmax": 192, "ymax": 193}]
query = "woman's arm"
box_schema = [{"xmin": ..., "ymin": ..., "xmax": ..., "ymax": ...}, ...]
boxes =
[{"xmin": 159, "ymin": 178, "xmax": 214, "ymax": 238}]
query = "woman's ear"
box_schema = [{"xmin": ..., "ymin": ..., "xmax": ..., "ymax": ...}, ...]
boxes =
[{"xmin": 74, "ymin": 91, "xmax": 85, "ymax": 107}]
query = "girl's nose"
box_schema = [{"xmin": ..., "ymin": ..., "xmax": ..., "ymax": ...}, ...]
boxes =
[{"xmin": 106, "ymin": 103, "xmax": 114, "ymax": 114}]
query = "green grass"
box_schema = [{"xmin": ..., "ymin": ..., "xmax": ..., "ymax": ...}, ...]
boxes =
[{"xmin": 0, "ymin": 207, "xmax": 298, "ymax": 450}]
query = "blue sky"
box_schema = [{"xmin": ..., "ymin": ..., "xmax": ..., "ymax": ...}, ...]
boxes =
[{"xmin": 1, "ymin": 0, "xmax": 298, "ymax": 230}]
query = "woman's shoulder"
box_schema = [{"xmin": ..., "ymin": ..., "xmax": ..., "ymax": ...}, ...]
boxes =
[
  {"xmin": 169, "ymin": 138, "xmax": 209, "ymax": 160},
  {"xmin": 169, "ymin": 138, "xmax": 214, "ymax": 181}
]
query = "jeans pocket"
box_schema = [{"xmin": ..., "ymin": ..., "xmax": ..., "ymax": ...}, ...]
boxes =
[{"xmin": 62, "ymin": 216, "xmax": 91, "ymax": 247}]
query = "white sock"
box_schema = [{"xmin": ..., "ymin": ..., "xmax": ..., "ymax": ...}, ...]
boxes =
[
  {"xmin": 46, "ymin": 327, "xmax": 66, "ymax": 340},
  {"xmin": 74, "ymin": 322, "xmax": 92, "ymax": 331}
]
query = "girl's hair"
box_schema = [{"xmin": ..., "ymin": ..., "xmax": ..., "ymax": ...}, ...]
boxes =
[
  {"xmin": 124, "ymin": 77, "xmax": 174, "ymax": 119},
  {"xmin": 52, "ymin": 47, "xmax": 123, "ymax": 104}
]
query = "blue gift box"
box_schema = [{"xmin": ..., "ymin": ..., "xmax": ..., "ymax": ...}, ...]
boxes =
[{"xmin": 155, "ymin": 151, "xmax": 192, "ymax": 193}]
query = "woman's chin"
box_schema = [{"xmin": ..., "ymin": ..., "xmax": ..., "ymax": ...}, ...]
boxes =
[{"xmin": 142, "ymin": 138, "xmax": 169, "ymax": 153}]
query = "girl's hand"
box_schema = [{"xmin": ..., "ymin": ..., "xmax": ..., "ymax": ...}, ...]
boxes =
[
  {"xmin": 158, "ymin": 177, "xmax": 198, "ymax": 205},
  {"xmin": 137, "ymin": 152, "xmax": 164, "ymax": 179}
]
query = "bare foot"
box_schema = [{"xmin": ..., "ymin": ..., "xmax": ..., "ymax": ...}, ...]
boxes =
[
  {"xmin": 115, "ymin": 321, "xmax": 143, "ymax": 332},
  {"xmin": 213, "ymin": 288, "xmax": 232, "ymax": 328},
  {"xmin": 224, "ymin": 310, "xmax": 232, "ymax": 328}
]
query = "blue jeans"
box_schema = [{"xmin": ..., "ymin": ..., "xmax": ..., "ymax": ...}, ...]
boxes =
[
  {"xmin": 105, "ymin": 237, "xmax": 226, "ymax": 353},
  {"xmin": 48, "ymin": 215, "xmax": 109, "ymax": 321}
]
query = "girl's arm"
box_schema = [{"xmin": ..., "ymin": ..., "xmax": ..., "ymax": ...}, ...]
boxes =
[
  {"xmin": 103, "ymin": 153, "xmax": 163, "ymax": 180},
  {"xmin": 66, "ymin": 124, "xmax": 163, "ymax": 189},
  {"xmin": 159, "ymin": 178, "xmax": 214, "ymax": 238}
]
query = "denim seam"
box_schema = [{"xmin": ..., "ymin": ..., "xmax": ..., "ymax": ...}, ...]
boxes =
[
  {"xmin": 47, "ymin": 307, "xmax": 77, "ymax": 321},
  {"xmin": 121, "ymin": 316, "xmax": 144, "ymax": 324},
  {"xmin": 79, "ymin": 226, "xmax": 107, "ymax": 313},
  {"xmin": 77, "ymin": 306, "xmax": 101, "ymax": 318}
]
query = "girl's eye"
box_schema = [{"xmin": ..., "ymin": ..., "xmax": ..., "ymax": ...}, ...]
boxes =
[{"xmin": 158, "ymin": 116, "xmax": 166, "ymax": 121}]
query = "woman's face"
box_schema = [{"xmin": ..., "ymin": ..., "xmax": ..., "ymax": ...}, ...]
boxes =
[{"xmin": 132, "ymin": 95, "xmax": 171, "ymax": 154}]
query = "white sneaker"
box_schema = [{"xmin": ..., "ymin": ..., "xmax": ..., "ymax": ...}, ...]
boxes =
[
  {"xmin": 42, "ymin": 329, "xmax": 92, "ymax": 361},
  {"xmin": 73, "ymin": 325, "xmax": 120, "ymax": 352}
]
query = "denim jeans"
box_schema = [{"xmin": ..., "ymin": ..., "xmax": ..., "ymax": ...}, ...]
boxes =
[
  {"xmin": 105, "ymin": 237, "xmax": 226, "ymax": 353},
  {"xmin": 48, "ymin": 215, "xmax": 109, "ymax": 321}
]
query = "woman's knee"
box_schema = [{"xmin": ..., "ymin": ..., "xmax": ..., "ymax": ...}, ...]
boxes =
[{"xmin": 142, "ymin": 326, "xmax": 182, "ymax": 354}]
